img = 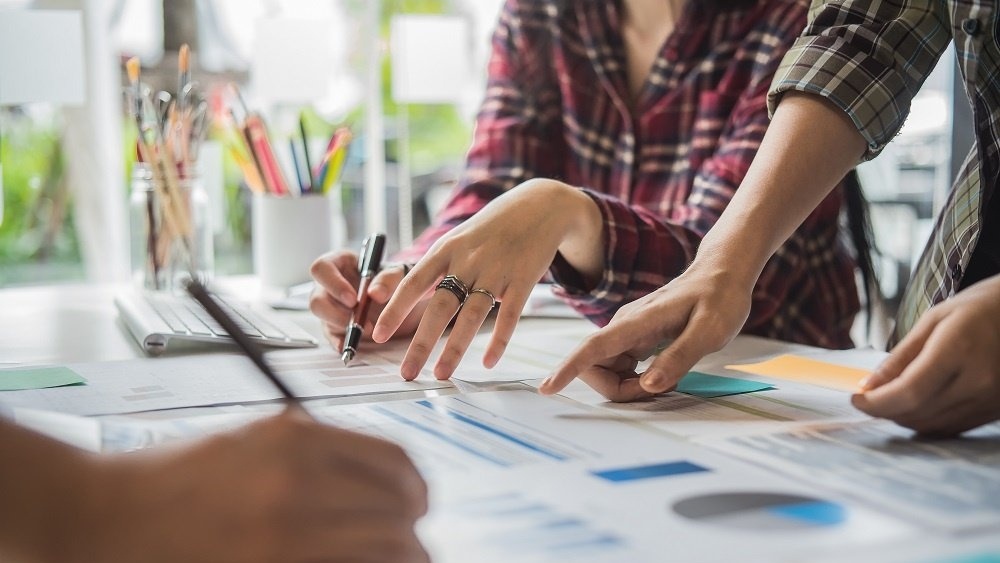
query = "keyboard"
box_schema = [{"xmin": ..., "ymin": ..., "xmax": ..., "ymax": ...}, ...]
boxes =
[{"xmin": 115, "ymin": 290, "xmax": 318, "ymax": 355}]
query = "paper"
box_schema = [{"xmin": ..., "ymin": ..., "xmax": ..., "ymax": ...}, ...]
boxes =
[
  {"xmin": 0, "ymin": 366, "xmax": 86, "ymax": 391},
  {"xmin": 520, "ymin": 284, "xmax": 582, "ymax": 319},
  {"xmin": 676, "ymin": 372, "xmax": 773, "ymax": 398},
  {"xmin": 706, "ymin": 420, "xmax": 1000, "ymax": 531},
  {"xmin": 553, "ymin": 376, "xmax": 867, "ymax": 440},
  {"xmin": 726, "ymin": 354, "xmax": 870, "ymax": 392},
  {"xmin": 12, "ymin": 408, "xmax": 102, "ymax": 452},
  {"xmin": 0, "ymin": 350, "xmax": 449, "ymax": 416}
]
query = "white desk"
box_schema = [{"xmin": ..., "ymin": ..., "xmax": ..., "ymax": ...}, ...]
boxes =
[{"xmin": 1, "ymin": 283, "xmax": 997, "ymax": 563}]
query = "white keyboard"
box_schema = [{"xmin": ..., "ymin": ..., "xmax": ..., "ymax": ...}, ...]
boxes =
[{"xmin": 115, "ymin": 290, "xmax": 318, "ymax": 355}]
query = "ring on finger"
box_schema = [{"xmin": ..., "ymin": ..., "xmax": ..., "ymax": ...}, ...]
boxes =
[
  {"xmin": 436, "ymin": 274, "xmax": 470, "ymax": 304},
  {"xmin": 467, "ymin": 288, "xmax": 498, "ymax": 310}
]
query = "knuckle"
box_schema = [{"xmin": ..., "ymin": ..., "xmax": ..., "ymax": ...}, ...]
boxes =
[
  {"xmin": 894, "ymin": 386, "xmax": 926, "ymax": 413},
  {"xmin": 409, "ymin": 341, "xmax": 433, "ymax": 359},
  {"xmin": 308, "ymin": 293, "xmax": 326, "ymax": 316}
]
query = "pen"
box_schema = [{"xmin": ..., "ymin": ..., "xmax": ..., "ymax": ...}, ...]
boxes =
[
  {"xmin": 185, "ymin": 277, "xmax": 307, "ymax": 413},
  {"xmin": 342, "ymin": 233, "xmax": 387, "ymax": 365}
]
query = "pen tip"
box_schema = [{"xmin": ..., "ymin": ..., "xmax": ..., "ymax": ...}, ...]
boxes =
[{"xmin": 341, "ymin": 351, "xmax": 354, "ymax": 365}]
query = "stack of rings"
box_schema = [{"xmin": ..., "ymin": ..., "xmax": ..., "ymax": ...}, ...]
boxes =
[
  {"xmin": 435, "ymin": 275, "xmax": 498, "ymax": 311},
  {"xmin": 436, "ymin": 275, "xmax": 469, "ymax": 304}
]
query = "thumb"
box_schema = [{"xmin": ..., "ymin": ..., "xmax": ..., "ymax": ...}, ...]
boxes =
[
  {"xmin": 639, "ymin": 328, "xmax": 714, "ymax": 394},
  {"xmin": 368, "ymin": 266, "xmax": 407, "ymax": 303}
]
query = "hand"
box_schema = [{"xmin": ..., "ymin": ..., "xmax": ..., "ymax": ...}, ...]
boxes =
[
  {"xmin": 853, "ymin": 275, "xmax": 1000, "ymax": 436},
  {"xmin": 310, "ymin": 251, "xmax": 425, "ymax": 350},
  {"xmin": 372, "ymin": 179, "xmax": 604, "ymax": 381},
  {"xmin": 540, "ymin": 264, "xmax": 753, "ymax": 401},
  {"xmin": 69, "ymin": 411, "xmax": 428, "ymax": 563}
]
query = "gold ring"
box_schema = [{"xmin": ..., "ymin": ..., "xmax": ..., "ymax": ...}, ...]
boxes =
[{"xmin": 468, "ymin": 288, "xmax": 497, "ymax": 310}]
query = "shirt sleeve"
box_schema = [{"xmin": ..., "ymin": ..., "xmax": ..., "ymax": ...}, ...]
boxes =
[
  {"xmin": 767, "ymin": 0, "xmax": 951, "ymax": 160},
  {"xmin": 394, "ymin": 1, "xmax": 563, "ymax": 263},
  {"xmin": 549, "ymin": 2, "xmax": 818, "ymax": 328}
]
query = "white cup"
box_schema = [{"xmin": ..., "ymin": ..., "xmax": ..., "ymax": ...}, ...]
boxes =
[{"xmin": 251, "ymin": 193, "xmax": 343, "ymax": 289}]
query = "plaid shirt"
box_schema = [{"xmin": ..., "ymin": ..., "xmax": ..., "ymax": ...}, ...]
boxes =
[
  {"xmin": 399, "ymin": 0, "xmax": 859, "ymax": 348},
  {"xmin": 769, "ymin": 0, "xmax": 1000, "ymax": 346}
]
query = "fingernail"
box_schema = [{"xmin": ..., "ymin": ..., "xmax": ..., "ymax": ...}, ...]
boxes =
[
  {"xmin": 368, "ymin": 283, "xmax": 386, "ymax": 300},
  {"xmin": 642, "ymin": 370, "xmax": 668, "ymax": 390},
  {"xmin": 434, "ymin": 363, "xmax": 454, "ymax": 380},
  {"xmin": 538, "ymin": 377, "xmax": 554, "ymax": 393},
  {"xmin": 484, "ymin": 353, "xmax": 499, "ymax": 369},
  {"xmin": 340, "ymin": 290, "xmax": 357, "ymax": 306},
  {"xmin": 856, "ymin": 376, "xmax": 870, "ymax": 391},
  {"xmin": 400, "ymin": 361, "xmax": 418, "ymax": 380},
  {"xmin": 372, "ymin": 325, "xmax": 387, "ymax": 343}
]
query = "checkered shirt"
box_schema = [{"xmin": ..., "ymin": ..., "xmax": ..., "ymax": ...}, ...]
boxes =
[
  {"xmin": 768, "ymin": 0, "xmax": 1000, "ymax": 346},
  {"xmin": 397, "ymin": 0, "xmax": 860, "ymax": 348}
]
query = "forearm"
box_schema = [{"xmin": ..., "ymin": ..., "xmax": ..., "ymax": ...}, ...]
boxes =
[
  {"xmin": 0, "ymin": 420, "xmax": 95, "ymax": 563},
  {"xmin": 696, "ymin": 92, "xmax": 867, "ymax": 284}
]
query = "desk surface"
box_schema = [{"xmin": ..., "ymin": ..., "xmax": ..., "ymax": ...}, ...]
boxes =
[{"xmin": 1, "ymin": 282, "xmax": 998, "ymax": 563}]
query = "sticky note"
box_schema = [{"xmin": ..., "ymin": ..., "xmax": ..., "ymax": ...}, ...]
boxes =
[
  {"xmin": 0, "ymin": 367, "xmax": 87, "ymax": 391},
  {"xmin": 725, "ymin": 355, "xmax": 870, "ymax": 392},
  {"xmin": 676, "ymin": 371, "xmax": 774, "ymax": 398}
]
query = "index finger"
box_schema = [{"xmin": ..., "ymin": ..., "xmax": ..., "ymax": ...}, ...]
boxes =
[
  {"xmin": 851, "ymin": 324, "xmax": 961, "ymax": 419},
  {"xmin": 372, "ymin": 258, "xmax": 443, "ymax": 343},
  {"xmin": 540, "ymin": 318, "xmax": 643, "ymax": 395}
]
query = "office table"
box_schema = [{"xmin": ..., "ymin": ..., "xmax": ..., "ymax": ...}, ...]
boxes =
[{"xmin": 0, "ymin": 282, "xmax": 997, "ymax": 563}]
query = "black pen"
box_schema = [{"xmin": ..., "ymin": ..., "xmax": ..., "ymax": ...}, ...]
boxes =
[
  {"xmin": 342, "ymin": 233, "xmax": 387, "ymax": 365},
  {"xmin": 185, "ymin": 277, "xmax": 307, "ymax": 414}
]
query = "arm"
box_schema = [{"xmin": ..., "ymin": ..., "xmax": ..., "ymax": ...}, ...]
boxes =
[
  {"xmin": 539, "ymin": 93, "xmax": 865, "ymax": 400},
  {"xmin": 394, "ymin": 0, "xmax": 562, "ymax": 264},
  {"xmin": 0, "ymin": 414, "xmax": 427, "ymax": 563},
  {"xmin": 311, "ymin": 0, "xmax": 562, "ymax": 345},
  {"xmin": 544, "ymin": 0, "xmax": 951, "ymax": 400}
]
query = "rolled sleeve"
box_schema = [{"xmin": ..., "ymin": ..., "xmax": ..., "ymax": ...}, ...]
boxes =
[
  {"xmin": 767, "ymin": 0, "xmax": 951, "ymax": 160},
  {"xmin": 549, "ymin": 189, "xmax": 697, "ymax": 326}
]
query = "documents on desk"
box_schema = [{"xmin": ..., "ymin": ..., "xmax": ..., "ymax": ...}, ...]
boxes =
[
  {"xmin": 2, "ymin": 327, "xmax": 999, "ymax": 562},
  {"xmin": 0, "ymin": 349, "xmax": 450, "ymax": 416}
]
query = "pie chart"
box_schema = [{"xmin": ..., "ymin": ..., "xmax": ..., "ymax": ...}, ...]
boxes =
[{"xmin": 672, "ymin": 492, "xmax": 847, "ymax": 531}]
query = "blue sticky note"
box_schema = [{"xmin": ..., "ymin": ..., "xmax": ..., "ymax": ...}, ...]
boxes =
[
  {"xmin": 0, "ymin": 366, "xmax": 87, "ymax": 391},
  {"xmin": 676, "ymin": 371, "xmax": 773, "ymax": 398}
]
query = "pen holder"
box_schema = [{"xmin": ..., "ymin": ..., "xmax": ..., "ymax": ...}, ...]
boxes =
[
  {"xmin": 129, "ymin": 164, "xmax": 214, "ymax": 291},
  {"xmin": 251, "ymin": 192, "xmax": 344, "ymax": 289}
]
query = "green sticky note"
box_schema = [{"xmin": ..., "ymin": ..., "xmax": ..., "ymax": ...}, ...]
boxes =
[
  {"xmin": 0, "ymin": 366, "xmax": 87, "ymax": 391},
  {"xmin": 676, "ymin": 371, "xmax": 773, "ymax": 398}
]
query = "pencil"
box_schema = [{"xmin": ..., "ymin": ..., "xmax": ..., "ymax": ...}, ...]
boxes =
[
  {"xmin": 185, "ymin": 277, "xmax": 307, "ymax": 412},
  {"xmin": 299, "ymin": 115, "xmax": 314, "ymax": 192}
]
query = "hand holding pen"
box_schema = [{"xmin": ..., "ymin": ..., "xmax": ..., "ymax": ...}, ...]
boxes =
[{"xmin": 341, "ymin": 233, "xmax": 387, "ymax": 364}]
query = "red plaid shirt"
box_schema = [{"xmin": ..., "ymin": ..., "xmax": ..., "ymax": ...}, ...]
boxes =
[{"xmin": 398, "ymin": 0, "xmax": 859, "ymax": 348}]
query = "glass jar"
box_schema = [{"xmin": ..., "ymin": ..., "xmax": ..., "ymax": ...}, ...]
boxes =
[{"xmin": 128, "ymin": 164, "xmax": 214, "ymax": 291}]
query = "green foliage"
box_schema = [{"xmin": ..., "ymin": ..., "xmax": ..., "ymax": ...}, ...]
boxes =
[
  {"xmin": 0, "ymin": 110, "xmax": 83, "ymax": 285},
  {"xmin": 345, "ymin": 0, "xmax": 473, "ymax": 173}
]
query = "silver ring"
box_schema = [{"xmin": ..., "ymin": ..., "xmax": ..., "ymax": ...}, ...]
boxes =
[
  {"xmin": 436, "ymin": 274, "xmax": 469, "ymax": 304},
  {"xmin": 468, "ymin": 288, "xmax": 497, "ymax": 310}
]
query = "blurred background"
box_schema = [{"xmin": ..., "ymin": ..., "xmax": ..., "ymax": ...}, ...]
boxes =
[{"xmin": 0, "ymin": 1, "xmax": 973, "ymax": 346}]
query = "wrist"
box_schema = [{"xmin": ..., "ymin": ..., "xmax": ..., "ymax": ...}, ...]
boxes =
[
  {"xmin": 553, "ymin": 184, "xmax": 604, "ymax": 286},
  {"xmin": 689, "ymin": 235, "xmax": 762, "ymax": 291}
]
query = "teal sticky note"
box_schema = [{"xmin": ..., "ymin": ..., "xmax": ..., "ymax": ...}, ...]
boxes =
[
  {"xmin": 676, "ymin": 371, "xmax": 773, "ymax": 398},
  {"xmin": 0, "ymin": 366, "xmax": 87, "ymax": 391}
]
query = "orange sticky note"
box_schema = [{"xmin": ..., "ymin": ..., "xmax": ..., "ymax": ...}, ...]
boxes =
[{"xmin": 725, "ymin": 355, "xmax": 871, "ymax": 392}]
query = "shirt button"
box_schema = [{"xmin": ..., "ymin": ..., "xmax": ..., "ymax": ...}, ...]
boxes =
[
  {"xmin": 962, "ymin": 18, "xmax": 981, "ymax": 36},
  {"xmin": 950, "ymin": 263, "xmax": 963, "ymax": 281}
]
